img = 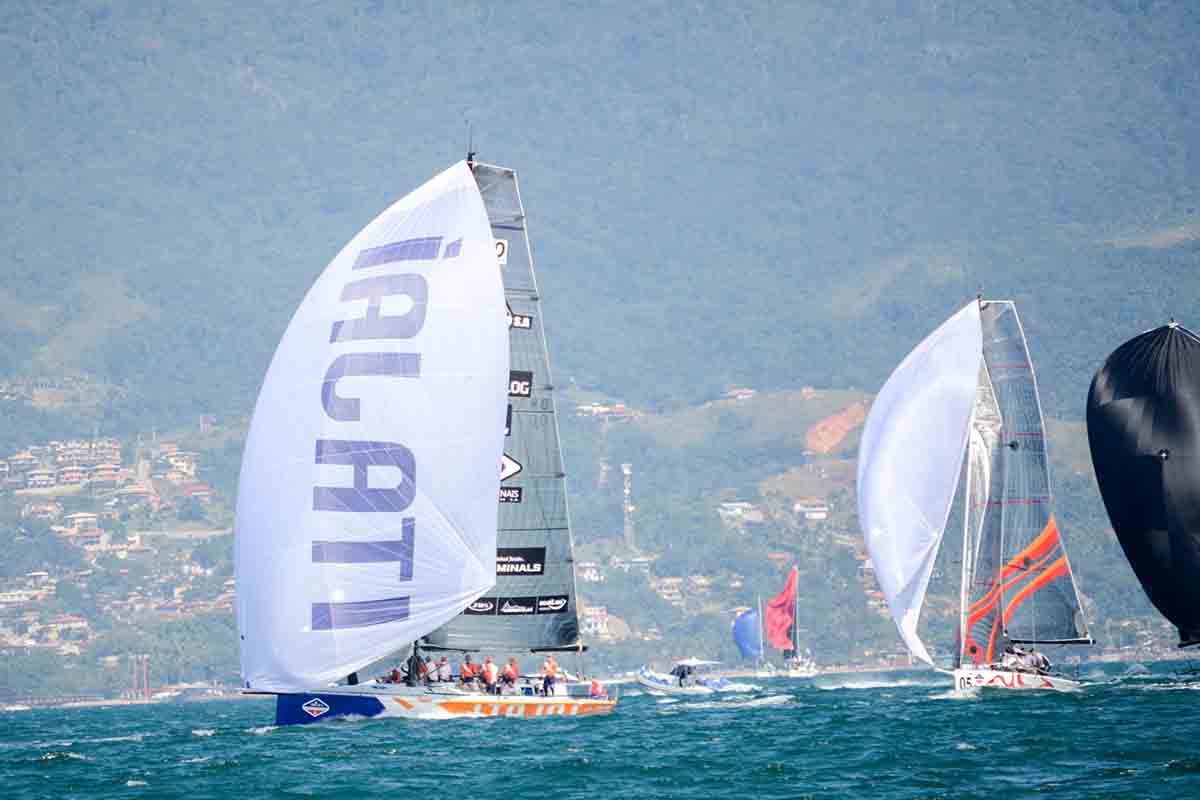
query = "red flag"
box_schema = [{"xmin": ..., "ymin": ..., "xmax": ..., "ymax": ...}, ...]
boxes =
[{"xmin": 764, "ymin": 566, "xmax": 798, "ymax": 650}]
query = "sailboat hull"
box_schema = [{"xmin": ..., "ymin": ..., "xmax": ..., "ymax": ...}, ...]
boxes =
[
  {"xmin": 952, "ymin": 668, "xmax": 1082, "ymax": 692},
  {"xmin": 273, "ymin": 685, "xmax": 616, "ymax": 725}
]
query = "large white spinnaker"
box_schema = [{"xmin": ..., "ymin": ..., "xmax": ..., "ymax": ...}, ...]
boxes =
[
  {"xmin": 857, "ymin": 301, "xmax": 981, "ymax": 666},
  {"xmin": 236, "ymin": 162, "xmax": 508, "ymax": 691}
]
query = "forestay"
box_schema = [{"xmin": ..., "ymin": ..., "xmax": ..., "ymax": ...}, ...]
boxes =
[
  {"xmin": 425, "ymin": 162, "xmax": 582, "ymax": 652},
  {"xmin": 236, "ymin": 162, "xmax": 508, "ymax": 691},
  {"xmin": 858, "ymin": 301, "xmax": 981, "ymax": 666}
]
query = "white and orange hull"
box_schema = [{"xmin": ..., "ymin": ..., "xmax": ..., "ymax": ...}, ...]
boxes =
[
  {"xmin": 273, "ymin": 685, "xmax": 616, "ymax": 724},
  {"xmin": 952, "ymin": 667, "xmax": 1082, "ymax": 692}
]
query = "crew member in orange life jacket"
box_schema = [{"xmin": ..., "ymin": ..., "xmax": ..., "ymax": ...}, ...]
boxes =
[
  {"xmin": 500, "ymin": 657, "xmax": 519, "ymax": 693},
  {"xmin": 481, "ymin": 656, "xmax": 500, "ymax": 695},
  {"xmin": 540, "ymin": 655, "xmax": 558, "ymax": 696},
  {"xmin": 459, "ymin": 654, "xmax": 478, "ymax": 687},
  {"xmin": 588, "ymin": 678, "xmax": 607, "ymax": 699}
]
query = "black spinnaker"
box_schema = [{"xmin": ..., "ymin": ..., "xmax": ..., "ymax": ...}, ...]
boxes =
[{"xmin": 1086, "ymin": 322, "xmax": 1200, "ymax": 647}]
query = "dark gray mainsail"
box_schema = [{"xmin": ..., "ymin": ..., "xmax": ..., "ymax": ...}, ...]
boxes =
[
  {"xmin": 424, "ymin": 162, "xmax": 582, "ymax": 652},
  {"xmin": 958, "ymin": 301, "xmax": 1090, "ymax": 664}
]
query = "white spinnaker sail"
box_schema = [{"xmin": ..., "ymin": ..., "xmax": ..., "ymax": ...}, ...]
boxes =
[
  {"xmin": 857, "ymin": 301, "xmax": 981, "ymax": 666},
  {"xmin": 236, "ymin": 162, "xmax": 508, "ymax": 691}
]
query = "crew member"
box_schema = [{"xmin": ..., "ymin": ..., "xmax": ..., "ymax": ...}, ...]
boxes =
[
  {"xmin": 436, "ymin": 655, "xmax": 451, "ymax": 683},
  {"xmin": 588, "ymin": 678, "xmax": 607, "ymax": 699},
  {"xmin": 460, "ymin": 654, "xmax": 478, "ymax": 687},
  {"xmin": 540, "ymin": 655, "xmax": 559, "ymax": 696},
  {"xmin": 500, "ymin": 657, "xmax": 519, "ymax": 693},
  {"xmin": 481, "ymin": 656, "xmax": 500, "ymax": 695}
]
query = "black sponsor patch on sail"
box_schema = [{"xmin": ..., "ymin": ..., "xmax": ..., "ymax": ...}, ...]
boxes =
[
  {"xmin": 497, "ymin": 547, "xmax": 545, "ymax": 576},
  {"xmin": 537, "ymin": 594, "xmax": 569, "ymax": 614},
  {"xmin": 499, "ymin": 596, "xmax": 537, "ymax": 615},
  {"xmin": 500, "ymin": 454, "xmax": 523, "ymax": 481},
  {"xmin": 499, "ymin": 487, "xmax": 523, "ymax": 503},
  {"xmin": 506, "ymin": 302, "xmax": 533, "ymax": 330},
  {"xmin": 464, "ymin": 598, "xmax": 497, "ymax": 615},
  {"xmin": 508, "ymin": 370, "xmax": 533, "ymax": 398}
]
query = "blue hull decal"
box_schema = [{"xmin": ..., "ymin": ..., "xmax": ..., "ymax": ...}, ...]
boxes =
[{"xmin": 274, "ymin": 693, "xmax": 387, "ymax": 725}]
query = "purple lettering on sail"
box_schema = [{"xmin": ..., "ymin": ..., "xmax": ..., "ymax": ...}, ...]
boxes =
[
  {"xmin": 322, "ymin": 353, "xmax": 421, "ymax": 422},
  {"xmin": 330, "ymin": 274, "xmax": 428, "ymax": 343},
  {"xmin": 313, "ymin": 440, "xmax": 416, "ymax": 513}
]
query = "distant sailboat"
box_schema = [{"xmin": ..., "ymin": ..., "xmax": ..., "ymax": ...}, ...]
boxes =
[
  {"xmin": 235, "ymin": 160, "xmax": 615, "ymax": 723},
  {"xmin": 1087, "ymin": 321, "xmax": 1200, "ymax": 647},
  {"xmin": 732, "ymin": 599, "xmax": 770, "ymax": 676},
  {"xmin": 858, "ymin": 299, "xmax": 1091, "ymax": 692},
  {"xmin": 763, "ymin": 565, "xmax": 816, "ymax": 677}
]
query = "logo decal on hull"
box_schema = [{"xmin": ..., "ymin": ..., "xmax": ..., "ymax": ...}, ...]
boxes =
[{"xmin": 301, "ymin": 697, "xmax": 330, "ymax": 717}]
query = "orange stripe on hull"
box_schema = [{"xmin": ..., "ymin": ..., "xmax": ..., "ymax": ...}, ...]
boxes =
[{"xmin": 435, "ymin": 699, "xmax": 617, "ymax": 718}]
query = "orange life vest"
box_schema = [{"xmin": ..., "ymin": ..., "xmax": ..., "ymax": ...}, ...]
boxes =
[
  {"xmin": 502, "ymin": 663, "xmax": 518, "ymax": 681},
  {"xmin": 482, "ymin": 662, "xmax": 499, "ymax": 683}
]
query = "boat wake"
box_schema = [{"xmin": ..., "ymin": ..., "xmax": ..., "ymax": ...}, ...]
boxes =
[{"xmin": 812, "ymin": 673, "xmax": 944, "ymax": 691}]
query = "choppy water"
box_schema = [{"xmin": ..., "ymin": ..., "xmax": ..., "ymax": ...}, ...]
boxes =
[{"xmin": 5, "ymin": 662, "xmax": 1200, "ymax": 799}]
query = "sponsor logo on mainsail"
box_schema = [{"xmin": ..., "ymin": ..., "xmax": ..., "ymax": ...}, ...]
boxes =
[
  {"xmin": 500, "ymin": 597, "xmax": 537, "ymax": 615},
  {"xmin": 465, "ymin": 599, "xmax": 497, "ymax": 616},
  {"xmin": 506, "ymin": 302, "xmax": 532, "ymax": 330},
  {"xmin": 495, "ymin": 238, "xmax": 508, "ymax": 265},
  {"xmin": 500, "ymin": 454, "xmax": 523, "ymax": 481},
  {"xmin": 509, "ymin": 370, "xmax": 533, "ymax": 398},
  {"xmin": 537, "ymin": 595, "xmax": 569, "ymax": 614},
  {"xmin": 467, "ymin": 594, "xmax": 566, "ymax": 615},
  {"xmin": 499, "ymin": 487, "xmax": 523, "ymax": 503},
  {"xmin": 301, "ymin": 698, "xmax": 330, "ymax": 717},
  {"xmin": 497, "ymin": 547, "xmax": 545, "ymax": 576}
]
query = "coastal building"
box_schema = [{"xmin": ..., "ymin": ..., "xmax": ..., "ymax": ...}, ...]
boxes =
[
  {"xmin": 89, "ymin": 463, "xmax": 121, "ymax": 490},
  {"xmin": 65, "ymin": 512, "xmax": 100, "ymax": 534},
  {"xmin": 26, "ymin": 468, "xmax": 55, "ymax": 489},
  {"xmin": 717, "ymin": 501, "xmax": 765, "ymax": 526},
  {"xmin": 21, "ymin": 501, "xmax": 63, "ymax": 520},
  {"xmin": 793, "ymin": 498, "xmax": 830, "ymax": 521},
  {"xmin": 581, "ymin": 605, "xmax": 612, "ymax": 639},
  {"xmin": 575, "ymin": 561, "xmax": 606, "ymax": 583},
  {"xmin": 8, "ymin": 452, "xmax": 38, "ymax": 473},
  {"xmin": 56, "ymin": 464, "xmax": 86, "ymax": 485}
]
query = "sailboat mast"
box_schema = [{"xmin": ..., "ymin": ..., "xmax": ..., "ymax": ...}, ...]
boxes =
[
  {"xmin": 792, "ymin": 566, "xmax": 799, "ymax": 661},
  {"xmin": 957, "ymin": 442, "xmax": 973, "ymax": 671},
  {"xmin": 957, "ymin": 302, "xmax": 981, "ymax": 671}
]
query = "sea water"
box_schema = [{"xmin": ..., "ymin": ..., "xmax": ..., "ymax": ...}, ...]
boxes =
[{"xmin": 5, "ymin": 661, "xmax": 1199, "ymax": 799}]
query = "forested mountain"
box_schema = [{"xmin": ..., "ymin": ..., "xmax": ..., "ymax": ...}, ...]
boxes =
[{"xmin": 3, "ymin": 0, "xmax": 1198, "ymax": 441}]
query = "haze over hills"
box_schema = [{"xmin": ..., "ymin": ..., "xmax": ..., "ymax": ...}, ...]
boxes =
[
  {"xmin": 0, "ymin": 2, "xmax": 1197, "ymax": 691},
  {"xmin": 3, "ymin": 0, "xmax": 1199, "ymax": 437}
]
